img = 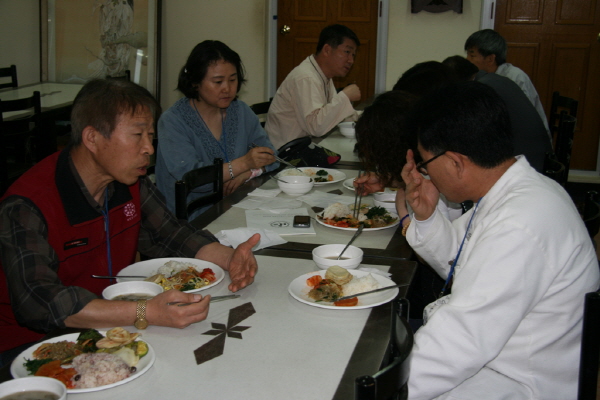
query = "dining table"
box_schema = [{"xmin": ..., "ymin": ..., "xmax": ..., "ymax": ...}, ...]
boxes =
[
  {"xmin": 1, "ymin": 250, "xmax": 416, "ymax": 399},
  {"xmin": 0, "ymin": 82, "xmax": 84, "ymax": 120}
]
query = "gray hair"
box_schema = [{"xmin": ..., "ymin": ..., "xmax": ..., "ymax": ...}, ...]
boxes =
[{"xmin": 464, "ymin": 29, "xmax": 507, "ymax": 66}]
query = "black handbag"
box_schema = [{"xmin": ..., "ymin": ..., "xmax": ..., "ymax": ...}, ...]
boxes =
[{"xmin": 277, "ymin": 137, "xmax": 341, "ymax": 167}]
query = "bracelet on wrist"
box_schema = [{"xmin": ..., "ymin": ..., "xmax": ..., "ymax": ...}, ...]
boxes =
[
  {"xmin": 400, "ymin": 214, "xmax": 410, "ymax": 227},
  {"xmin": 401, "ymin": 220, "xmax": 411, "ymax": 237},
  {"xmin": 228, "ymin": 162, "xmax": 234, "ymax": 179}
]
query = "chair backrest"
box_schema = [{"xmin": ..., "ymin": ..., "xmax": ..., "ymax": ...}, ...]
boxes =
[
  {"xmin": 107, "ymin": 70, "xmax": 131, "ymax": 81},
  {"xmin": 554, "ymin": 112, "xmax": 577, "ymax": 179},
  {"xmin": 549, "ymin": 91, "xmax": 578, "ymax": 136},
  {"xmin": 0, "ymin": 64, "xmax": 18, "ymax": 90},
  {"xmin": 543, "ymin": 152, "xmax": 567, "ymax": 187},
  {"xmin": 250, "ymin": 98, "xmax": 272, "ymax": 127},
  {"xmin": 175, "ymin": 158, "xmax": 224, "ymax": 220},
  {"xmin": 583, "ymin": 191, "xmax": 600, "ymax": 238},
  {"xmin": 355, "ymin": 298, "xmax": 414, "ymax": 400},
  {"xmin": 577, "ymin": 290, "xmax": 600, "ymax": 400},
  {"xmin": 0, "ymin": 91, "xmax": 42, "ymax": 195}
]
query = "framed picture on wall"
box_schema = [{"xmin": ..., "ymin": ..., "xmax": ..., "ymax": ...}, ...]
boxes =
[
  {"xmin": 40, "ymin": 0, "xmax": 162, "ymax": 98},
  {"xmin": 411, "ymin": 0, "xmax": 463, "ymax": 14}
]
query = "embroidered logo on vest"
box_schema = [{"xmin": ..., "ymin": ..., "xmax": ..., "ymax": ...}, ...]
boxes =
[
  {"xmin": 64, "ymin": 238, "xmax": 89, "ymax": 250},
  {"xmin": 124, "ymin": 202, "xmax": 137, "ymax": 221}
]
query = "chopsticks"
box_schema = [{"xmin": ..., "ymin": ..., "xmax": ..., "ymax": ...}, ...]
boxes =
[
  {"xmin": 166, "ymin": 294, "xmax": 240, "ymax": 306},
  {"xmin": 336, "ymin": 284, "xmax": 410, "ymax": 301},
  {"xmin": 353, "ymin": 171, "xmax": 364, "ymax": 219},
  {"xmin": 249, "ymin": 143, "xmax": 307, "ymax": 175}
]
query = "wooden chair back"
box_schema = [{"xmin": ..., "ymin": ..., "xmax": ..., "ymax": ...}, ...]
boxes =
[
  {"xmin": 583, "ymin": 191, "xmax": 600, "ymax": 239},
  {"xmin": 250, "ymin": 99, "xmax": 272, "ymax": 127},
  {"xmin": 549, "ymin": 91, "xmax": 578, "ymax": 136},
  {"xmin": 175, "ymin": 158, "xmax": 224, "ymax": 220},
  {"xmin": 355, "ymin": 298, "xmax": 413, "ymax": 400},
  {"xmin": 543, "ymin": 152, "xmax": 567, "ymax": 187},
  {"xmin": 0, "ymin": 65, "xmax": 18, "ymax": 90},
  {"xmin": 554, "ymin": 112, "xmax": 577, "ymax": 180}
]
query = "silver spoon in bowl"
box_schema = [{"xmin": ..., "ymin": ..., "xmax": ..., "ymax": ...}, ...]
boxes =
[{"xmin": 337, "ymin": 224, "xmax": 364, "ymax": 260}]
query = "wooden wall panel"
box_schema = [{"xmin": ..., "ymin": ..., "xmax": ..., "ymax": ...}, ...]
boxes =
[
  {"xmin": 506, "ymin": 43, "xmax": 540, "ymax": 81},
  {"xmin": 337, "ymin": 0, "xmax": 372, "ymax": 22},
  {"xmin": 295, "ymin": 1, "xmax": 326, "ymax": 21},
  {"xmin": 505, "ymin": 0, "xmax": 544, "ymax": 23},
  {"xmin": 556, "ymin": 0, "xmax": 596, "ymax": 24}
]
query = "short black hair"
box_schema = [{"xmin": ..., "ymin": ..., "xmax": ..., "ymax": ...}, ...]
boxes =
[
  {"xmin": 70, "ymin": 79, "xmax": 160, "ymax": 146},
  {"xmin": 355, "ymin": 90, "xmax": 418, "ymax": 186},
  {"xmin": 442, "ymin": 55, "xmax": 479, "ymax": 81},
  {"xmin": 177, "ymin": 40, "xmax": 246, "ymax": 99},
  {"xmin": 392, "ymin": 61, "xmax": 458, "ymax": 97},
  {"xmin": 411, "ymin": 81, "xmax": 514, "ymax": 168},
  {"xmin": 464, "ymin": 29, "xmax": 507, "ymax": 65},
  {"xmin": 316, "ymin": 24, "xmax": 360, "ymax": 54}
]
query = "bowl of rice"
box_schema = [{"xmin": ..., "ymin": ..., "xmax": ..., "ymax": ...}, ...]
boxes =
[
  {"xmin": 337, "ymin": 122, "xmax": 355, "ymax": 138},
  {"xmin": 276, "ymin": 175, "xmax": 314, "ymax": 196},
  {"xmin": 102, "ymin": 281, "xmax": 163, "ymax": 301},
  {"xmin": 312, "ymin": 244, "xmax": 363, "ymax": 270}
]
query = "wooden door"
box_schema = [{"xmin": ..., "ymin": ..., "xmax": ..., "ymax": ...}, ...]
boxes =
[
  {"xmin": 276, "ymin": 0, "xmax": 379, "ymax": 103},
  {"xmin": 494, "ymin": 0, "xmax": 600, "ymax": 171}
]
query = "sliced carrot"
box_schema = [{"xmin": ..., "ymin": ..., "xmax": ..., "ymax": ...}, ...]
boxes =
[
  {"xmin": 334, "ymin": 297, "xmax": 358, "ymax": 307},
  {"xmin": 306, "ymin": 275, "xmax": 323, "ymax": 288}
]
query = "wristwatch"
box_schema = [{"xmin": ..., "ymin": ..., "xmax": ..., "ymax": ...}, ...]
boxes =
[{"xmin": 134, "ymin": 299, "xmax": 148, "ymax": 330}]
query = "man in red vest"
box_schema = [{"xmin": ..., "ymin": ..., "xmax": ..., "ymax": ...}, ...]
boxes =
[{"xmin": 0, "ymin": 79, "xmax": 259, "ymax": 365}]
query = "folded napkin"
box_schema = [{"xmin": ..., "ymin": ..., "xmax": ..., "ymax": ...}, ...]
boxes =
[
  {"xmin": 248, "ymin": 188, "xmax": 282, "ymax": 197},
  {"xmin": 214, "ymin": 228, "xmax": 287, "ymax": 251},
  {"xmin": 357, "ymin": 267, "xmax": 392, "ymax": 278}
]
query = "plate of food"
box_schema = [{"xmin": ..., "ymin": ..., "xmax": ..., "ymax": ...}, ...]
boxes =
[
  {"xmin": 288, "ymin": 266, "xmax": 398, "ymax": 309},
  {"xmin": 315, "ymin": 203, "xmax": 399, "ymax": 231},
  {"xmin": 116, "ymin": 258, "xmax": 225, "ymax": 293},
  {"xmin": 11, "ymin": 328, "xmax": 155, "ymax": 393},
  {"xmin": 278, "ymin": 167, "xmax": 346, "ymax": 185}
]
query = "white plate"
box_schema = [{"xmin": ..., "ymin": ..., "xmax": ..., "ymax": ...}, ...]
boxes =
[
  {"xmin": 116, "ymin": 258, "xmax": 225, "ymax": 293},
  {"xmin": 342, "ymin": 178, "xmax": 355, "ymax": 191},
  {"xmin": 278, "ymin": 167, "xmax": 346, "ymax": 186},
  {"xmin": 315, "ymin": 210, "xmax": 400, "ymax": 231},
  {"xmin": 288, "ymin": 270, "xmax": 398, "ymax": 309},
  {"xmin": 10, "ymin": 332, "xmax": 156, "ymax": 394}
]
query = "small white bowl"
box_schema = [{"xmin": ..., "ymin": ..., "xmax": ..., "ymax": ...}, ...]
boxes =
[
  {"xmin": 373, "ymin": 199, "xmax": 397, "ymax": 213},
  {"xmin": 102, "ymin": 281, "xmax": 163, "ymax": 301},
  {"xmin": 312, "ymin": 244, "xmax": 363, "ymax": 270},
  {"xmin": 277, "ymin": 175, "xmax": 314, "ymax": 196},
  {"xmin": 373, "ymin": 191, "xmax": 397, "ymax": 202},
  {"xmin": 0, "ymin": 377, "xmax": 67, "ymax": 400},
  {"xmin": 337, "ymin": 122, "xmax": 355, "ymax": 138}
]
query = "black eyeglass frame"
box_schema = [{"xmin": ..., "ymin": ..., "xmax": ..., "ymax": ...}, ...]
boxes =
[{"xmin": 416, "ymin": 151, "xmax": 446, "ymax": 175}]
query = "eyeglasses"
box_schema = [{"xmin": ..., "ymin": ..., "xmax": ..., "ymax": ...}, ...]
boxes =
[{"xmin": 416, "ymin": 151, "xmax": 446, "ymax": 175}]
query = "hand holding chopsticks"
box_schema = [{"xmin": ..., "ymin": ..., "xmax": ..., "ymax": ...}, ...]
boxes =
[{"xmin": 353, "ymin": 171, "xmax": 364, "ymax": 219}]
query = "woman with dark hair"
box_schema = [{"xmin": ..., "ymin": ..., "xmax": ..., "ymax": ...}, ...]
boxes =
[{"xmin": 156, "ymin": 40, "xmax": 278, "ymax": 219}]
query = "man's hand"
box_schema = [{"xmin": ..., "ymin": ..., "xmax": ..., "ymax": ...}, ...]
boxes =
[
  {"xmin": 147, "ymin": 290, "xmax": 211, "ymax": 329},
  {"xmin": 224, "ymin": 233, "xmax": 259, "ymax": 292},
  {"xmin": 401, "ymin": 149, "xmax": 439, "ymax": 221},
  {"xmin": 342, "ymin": 84, "xmax": 361, "ymax": 102}
]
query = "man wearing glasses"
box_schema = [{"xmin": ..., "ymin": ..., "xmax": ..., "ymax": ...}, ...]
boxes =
[{"xmin": 402, "ymin": 81, "xmax": 599, "ymax": 400}]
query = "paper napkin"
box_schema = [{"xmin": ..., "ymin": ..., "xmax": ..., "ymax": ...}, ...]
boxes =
[
  {"xmin": 214, "ymin": 228, "xmax": 287, "ymax": 251},
  {"xmin": 357, "ymin": 267, "xmax": 392, "ymax": 278}
]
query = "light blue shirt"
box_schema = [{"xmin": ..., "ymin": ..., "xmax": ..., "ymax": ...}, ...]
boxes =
[{"xmin": 156, "ymin": 98, "xmax": 278, "ymax": 219}]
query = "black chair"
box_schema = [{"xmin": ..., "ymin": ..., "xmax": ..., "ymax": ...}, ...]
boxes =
[
  {"xmin": 577, "ymin": 289, "xmax": 600, "ymax": 400},
  {"xmin": 553, "ymin": 112, "xmax": 577, "ymax": 181},
  {"xmin": 355, "ymin": 298, "xmax": 413, "ymax": 400},
  {"xmin": 0, "ymin": 65, "xmax": 18, "ymax": 90},
  {"xmin": 250, "ymin": 98, "xmax": 272, "ymax": 127},
  {"xmin": 583, "ymin": 191, "xmax": 600, "ymax": 239},
  {"xmin": 0, "ymin": 91, "xmax": 42, "ymax": 195},
  {"xmin": 549, "ymin": 91, "xmax": 578, "ymax": 136},
  {"xmin": 175, "ymin": 158, "xmax": 224, "ymax": 220},
  {"xmin": 107, "ymin": 70, "xmax": 131, "ymax": 81},
  {"xmin": 543, "ymin": 152, "xmax": 567, "ymax": 187}
]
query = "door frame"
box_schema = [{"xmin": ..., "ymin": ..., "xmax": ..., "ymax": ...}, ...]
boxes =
[{"xmin": 266, "ymin": 0, "xmax": 389, "ymax": 99}]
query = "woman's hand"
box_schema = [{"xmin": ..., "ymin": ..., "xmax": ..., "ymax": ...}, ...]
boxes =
[
  {"xmin": 353, "ymin": 171, "xmax": 385, "ymax": 195},
  {"xmin": 147, "ymin": 290, "xmax": 211, "ymax": 329},
  {"xmin": 243, "ymin": 147, "xmax": 276, "ymax": 170},
  {"xmin": 224, "ymin": 171, "xmax": 251, "ymax": 196},
  {"xmin": 401, "ymin": 149, "xmax": 439, "ymax": 221}
]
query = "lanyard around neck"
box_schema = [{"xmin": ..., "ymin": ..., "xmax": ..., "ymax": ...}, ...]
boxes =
[
  {"xmin": 99, "ymin": 186, "xmax": 113, "ymax": 280},
  {"xmin": 193, "ymin": 100, "xmax": 229, "ymax": 162},
  {"xmin": 439, "ymin": 196, "xmax": 483, "ymax": 298}
]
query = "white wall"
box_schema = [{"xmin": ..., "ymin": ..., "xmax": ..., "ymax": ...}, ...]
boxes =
[
  {"xmin": 0, "ymin": 0, "xmax": 40, "ymax": 86},
  {"xmin": 0, "ymin": 0, "xmax": 482, "ymax": 107}
]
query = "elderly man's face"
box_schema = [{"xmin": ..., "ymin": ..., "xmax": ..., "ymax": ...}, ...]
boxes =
[
  {"xmin": 466, "ymin": 47, "xmax": 496, "ymax": 73},
  {"xmin": 324, "ymin": 37, "xmax": 357, "ymax": 79},
  {"xmin": 94, "ymin": 107, "xmax": 155, "ymax": 186}
]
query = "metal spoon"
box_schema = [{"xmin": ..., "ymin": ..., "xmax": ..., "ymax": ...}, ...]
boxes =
[
  {"xmin": 92, "ymin": 275, "xmax": 146, "ymax": 279},
  {"xmin": 337, "ymin": 224, "xmax": 364, "ymax": 260}
]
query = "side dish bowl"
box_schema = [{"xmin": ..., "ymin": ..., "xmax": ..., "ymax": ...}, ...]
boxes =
[
  {"xmin": 312, "ymin": 244, "xmax": 363, "ymax": 269},
  {"xmin": 102, "ymin": 281, "xmax": 163, "ymax": 301},
  {"xmin": 277, "ymin": 175, "xmax": 314, "ymax": 196},
  {"xmin": 0, "ymin": 377, "xmax": 67, "ymax": 400},
  {"xmin": 337, "ymin": 122, "xmax": 355, "ymax": 138}
]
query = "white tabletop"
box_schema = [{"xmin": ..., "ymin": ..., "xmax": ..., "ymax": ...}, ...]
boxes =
[
  {"xmin": 66, "ymin": 255, "xmax": 393, "ymax": 399},
  {"xmin": 205, "ymin": 169, "xmax": 399, "ymax": 250},
  {"xmin": 0, "ymin": 82, "xmax": 84, "ymax": 119}
]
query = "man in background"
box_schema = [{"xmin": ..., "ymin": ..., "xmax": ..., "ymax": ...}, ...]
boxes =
[
  {"xmin": 265, "ymin": 24, "xmax": 361, "ymax": 149},
  {"xmin": 464, "ymin": 29, "xmax": 550, "ymax": 136}
]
